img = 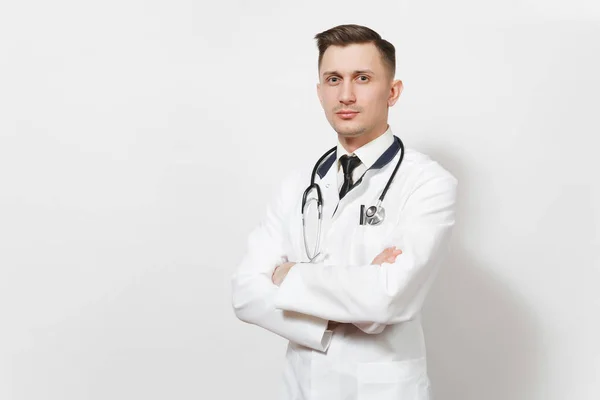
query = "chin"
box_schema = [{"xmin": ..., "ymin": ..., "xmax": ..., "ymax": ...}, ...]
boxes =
[{"xmin": 334, "ymin": 124, "xmax": 366, "ymax": 137}]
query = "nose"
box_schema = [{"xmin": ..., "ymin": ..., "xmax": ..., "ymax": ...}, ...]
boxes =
[{"xmin": 338, "ymin": 81, "xmax": 356, "ymax": 105}]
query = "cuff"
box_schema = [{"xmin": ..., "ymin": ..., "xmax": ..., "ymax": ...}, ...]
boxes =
[
  {"xmin": 274, "ymin": 262, "xmax": 311, "ymax": 312},
  {"xmin": 283, "ymin": 311, "xmax": 331, "ymax": 352},
  {"xmin": 277, "ymin": 301, "xmax": 332, "ymax": 352}
]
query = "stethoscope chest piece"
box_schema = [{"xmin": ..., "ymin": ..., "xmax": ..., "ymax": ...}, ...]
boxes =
[
  {"xmin": 302, "ymin": 136, "xmax": 405, "ymax": 258},
  {"xmin": 360, "ymin": 202, "xmax": 385, "ymax": 225}
]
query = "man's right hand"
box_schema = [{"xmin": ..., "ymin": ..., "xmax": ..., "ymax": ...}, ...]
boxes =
[{"xmin": 371, "ymin": 246, "xmax": 402, "ymax": 265}]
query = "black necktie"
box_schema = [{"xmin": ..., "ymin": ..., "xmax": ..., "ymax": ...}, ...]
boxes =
[{"xmin": 339, "ymin": 154, "xmax": 361, "ymax": 199}]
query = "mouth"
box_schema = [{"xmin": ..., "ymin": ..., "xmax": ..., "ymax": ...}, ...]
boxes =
[{"xmin": 335, "ymin": 110, "xmax": 359, "ymax": 120}]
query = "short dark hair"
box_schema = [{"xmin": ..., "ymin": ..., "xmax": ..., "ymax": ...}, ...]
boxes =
[{"xmin": 314, "ymin": 24, "xmax": 396, "ymax": 77}]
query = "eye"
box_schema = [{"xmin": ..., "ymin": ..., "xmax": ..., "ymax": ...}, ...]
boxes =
[
  {"xmin": 357, "ymin": 75, "xmax": 369, "ymax": 82},
  {"xmin": 327, "ymin": 76, "xmax": 340, "ymax": 84}
]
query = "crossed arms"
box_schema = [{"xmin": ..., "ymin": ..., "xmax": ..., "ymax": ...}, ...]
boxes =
[{"xmin": 231, "ymin": 167, "xmax": 457, "ymax": 352}]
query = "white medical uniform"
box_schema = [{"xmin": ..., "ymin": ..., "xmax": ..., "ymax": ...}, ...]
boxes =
[{"xmin": 231, "ymin": 127, "xmax": 458, "ymax": 400}]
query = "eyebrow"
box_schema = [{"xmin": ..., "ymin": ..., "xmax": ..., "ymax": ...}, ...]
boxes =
[{"xmin": 321, "ymin": 69, "xmax": 375, "ymax": 77}]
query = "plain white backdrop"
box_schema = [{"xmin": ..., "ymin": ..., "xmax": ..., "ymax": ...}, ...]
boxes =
[{"xmin": 1, "ymin": 1, "xmax": 599, "ymax": 399}]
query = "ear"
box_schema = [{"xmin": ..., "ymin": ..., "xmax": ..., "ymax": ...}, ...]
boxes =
[
  {"xmin": 316, "ymin": 82, "xmax": 324, "ymax": 107},
  {"xmin": 388, "ymin": 80, "xmax": 403, "ymax": 107}
]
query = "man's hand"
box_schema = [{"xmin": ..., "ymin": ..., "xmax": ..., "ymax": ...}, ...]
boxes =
[
  {"xmin": 272, "ymin": 261, "xmax": 296, "ymax": 286},
  {"xmin": 371, "ymin": 246, "xmax": 402, "ymax": 265}
]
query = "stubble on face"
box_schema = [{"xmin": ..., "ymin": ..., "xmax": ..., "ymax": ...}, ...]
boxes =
[
  {"xmin": 332, "ymin": 116, "xmax": 367, "ymax": 138},
  {"xmin": 318, "ymin": 43, "xmax": 393, "ymax": 149}
]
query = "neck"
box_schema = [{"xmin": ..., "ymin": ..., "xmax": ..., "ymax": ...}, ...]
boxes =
[{"xmin": 338, "ymin": 124, "xmax": 389, "ymax": 153}]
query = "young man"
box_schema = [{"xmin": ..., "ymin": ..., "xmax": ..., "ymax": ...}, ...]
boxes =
[{"xmin": 232, "ymin": 24, "xmax": 457, "ymax": 400}]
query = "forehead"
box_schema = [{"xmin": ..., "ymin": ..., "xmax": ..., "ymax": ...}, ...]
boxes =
[{"xmin": 320, "ymin": 43, "xmax": 385, "ymax": 75}]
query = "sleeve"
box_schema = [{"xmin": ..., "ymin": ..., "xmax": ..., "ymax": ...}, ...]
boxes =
[
  {"xmin": 231, "ymin": 170, "xmax": 332, "ymax": 352},
  {"xmin": 272, "ymin": 168, "xmax": 458, "ymax": 326}
]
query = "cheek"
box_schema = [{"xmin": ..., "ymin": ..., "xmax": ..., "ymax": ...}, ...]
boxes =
[
  {"xmin": 360, "ymin": 88, "xmax": 389, "ymax": 111},
  {"xmin": 321, "ymin": 92, "xmax": 339, "ymax": 112},
  {"xmin": 319, "ymin": 88, "xmax": 331, "ymax": 103}
]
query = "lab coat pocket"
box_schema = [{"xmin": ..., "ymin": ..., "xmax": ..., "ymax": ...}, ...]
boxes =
[{"xmin": 356, "ymin": 358, "xmax": 430, "ymax": 400}]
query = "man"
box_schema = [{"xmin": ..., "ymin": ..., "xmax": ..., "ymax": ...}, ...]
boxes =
[{"xmin": 231, "ymin": 24, "xmax": 457, "ymax": 400}]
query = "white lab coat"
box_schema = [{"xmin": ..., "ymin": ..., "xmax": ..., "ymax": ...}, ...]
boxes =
[{"xmin": 231, "ymin": 140, "xmax": 458, "ymax": 400}]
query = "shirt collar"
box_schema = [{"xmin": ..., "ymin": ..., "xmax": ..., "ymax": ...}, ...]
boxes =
[{"xmin": 336, "ymin": 126, "xmax": 394, "ymax": 171}]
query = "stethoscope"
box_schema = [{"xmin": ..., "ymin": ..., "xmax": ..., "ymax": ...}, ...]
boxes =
[{"xmin": 301, "ymin": 136, "xmax": 405, "ymax": 261}]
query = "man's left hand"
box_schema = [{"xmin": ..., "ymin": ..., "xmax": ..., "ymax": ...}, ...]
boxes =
[{"xmin": 272, "ymin": 261, "xmax": 296, "ymax": 286}]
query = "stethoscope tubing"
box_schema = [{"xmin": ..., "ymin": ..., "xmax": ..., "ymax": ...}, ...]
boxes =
[{"xmin": 301, "ymin": 136, "xmax": 405, "ymax": 260}]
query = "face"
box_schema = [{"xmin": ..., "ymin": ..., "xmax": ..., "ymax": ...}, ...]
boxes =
[{"xmin": 317, "ymin": 43, "xmax": 403, "ymax": 142}]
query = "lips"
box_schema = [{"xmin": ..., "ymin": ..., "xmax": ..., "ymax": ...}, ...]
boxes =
[{"xmin": 336, "ymin": 110, "xmax": 359, "ymax": 119}]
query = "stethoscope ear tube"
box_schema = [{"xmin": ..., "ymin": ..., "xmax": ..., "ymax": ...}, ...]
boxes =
[
  {"xmin": 301, "ymin": 183, "xmax": 323, "ymax": 214},
  {"xmin": 377, "ymin": 137, "xmax": 404, "ymax": 203},
  {"xmin": 301, "ymin": 145, "xmax": 336, "ymax": 214},
  {"xmin": 302, "ymin": 196, "xmax": 323, "ymax": 261}
]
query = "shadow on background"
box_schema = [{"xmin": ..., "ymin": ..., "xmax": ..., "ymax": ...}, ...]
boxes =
[
  {"xmin": 423, "ymin": 245, "xmax": 540, "ymax": 400},
  {"xmin": 417, "ymin": 133, "xmax": 542, "ymax": 400}
]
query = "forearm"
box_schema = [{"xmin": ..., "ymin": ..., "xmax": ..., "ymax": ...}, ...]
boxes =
[
  {"xmin": 273, "ymin": 261, "xmax": 408, "ymax": 324},
  {"xmin": 232, "ymin": 271, "xmax": 332, "ymax": 352},
  {"xmin": 274, "ymin": 225, "xmax": 452, "ymax": 325}
]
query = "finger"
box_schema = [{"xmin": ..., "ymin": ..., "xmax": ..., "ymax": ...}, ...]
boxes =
[{"xmin": 389, "ymin": 254, "xmax": 401, "ymax": 262}]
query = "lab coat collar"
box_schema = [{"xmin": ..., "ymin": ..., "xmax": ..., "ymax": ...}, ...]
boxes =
[
  {"xmin": 317, "ymin": 131, "xmax": 400, "ymax": 179},
  {"xmin": 316, "ymin": 151, "xmax": 337, "ymax": 180},
  {"xmin": 335, "ymin": 126, "xmax": 394, "ymax": 171}
]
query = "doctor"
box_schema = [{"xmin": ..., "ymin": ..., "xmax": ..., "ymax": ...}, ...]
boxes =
[{"xmin": 231, "ymin": 24, "xmax": 457, "ymax": 400}]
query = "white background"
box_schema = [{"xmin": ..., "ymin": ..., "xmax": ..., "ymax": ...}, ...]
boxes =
[{"xmin": 1, "ymin": 1, "xmax": 599, "ymax": 399}]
